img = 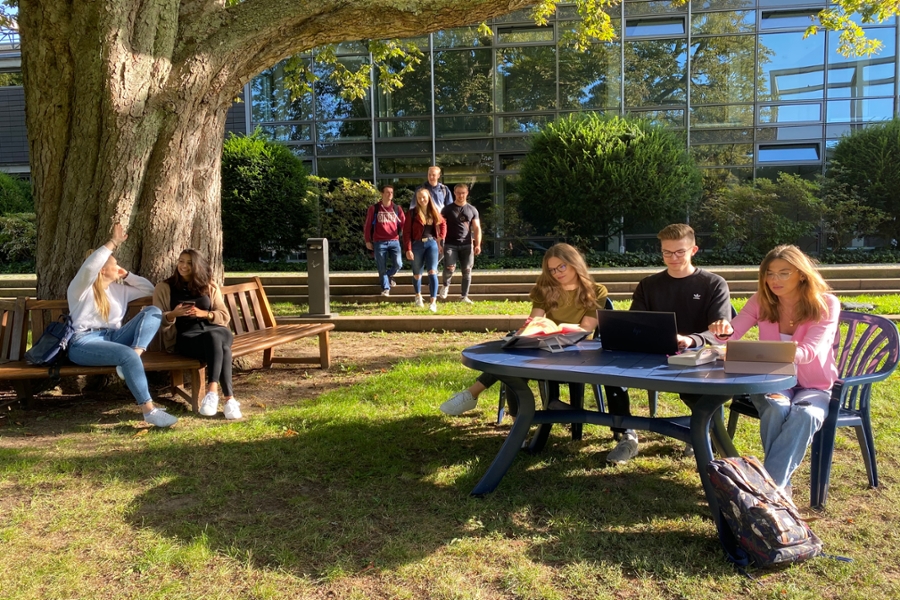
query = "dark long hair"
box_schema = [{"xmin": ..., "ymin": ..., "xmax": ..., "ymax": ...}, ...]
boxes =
[{"xmin": 165, "ymin": 248, "xmax": 212, "ymax": 297}]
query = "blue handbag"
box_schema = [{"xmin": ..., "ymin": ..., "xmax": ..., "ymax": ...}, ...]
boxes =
[{"xmin": 25, "ymin": 315, "xmax": 75, "ymax": 366}]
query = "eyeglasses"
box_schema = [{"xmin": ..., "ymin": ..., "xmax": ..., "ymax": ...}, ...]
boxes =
[
  {"xmin": 548, "ymin": 263, "xmax": 568, "ymax": 276},
  {"xmin": 662, "ymin": 248, "xmax": 689, "ymax": 259},
  {"xmin": 765, "ymin": 270, "xmax": 795, "ymax": 281}
]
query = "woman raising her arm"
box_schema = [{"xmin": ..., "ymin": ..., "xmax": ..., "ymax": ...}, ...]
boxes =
[
  {"xmin": 67, "ymin": 224, "xmax": 173, "ymax": 427},
  {"xmin": 710, "ymin": 245, "xmax": 840, "ymax": 494},
  {"xmin": 153, "ymin": 249, "xmax": 241, "ymax": 419}
]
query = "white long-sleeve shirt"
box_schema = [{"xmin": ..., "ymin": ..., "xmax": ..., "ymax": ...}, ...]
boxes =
[{"xmin": 66, "ymin": 246, "xmax": 156, "ymax": 331}]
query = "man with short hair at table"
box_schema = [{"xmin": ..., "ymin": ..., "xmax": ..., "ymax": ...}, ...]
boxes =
[{"xmin": 605, "ymin": 223, "xmax": 732, "ymax": 464}]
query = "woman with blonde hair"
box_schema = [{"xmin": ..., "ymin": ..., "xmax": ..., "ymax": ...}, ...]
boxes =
[
  {"xmin": 710, "ymin": 245, "xmax": 840, "ymax": 493},
  {"xmin": 67, "ymin": 223, "xmax": 173, "ymax": 427},
  {"xmin": 403, "ymin": 187, "xmax": 447, "ymax": 313},
  {"xmin": 153, "ymin": 248, "xmax": 240, "ymax": 419},
  {"xmin": 441, "ymin": 243, "xmax": 609, "ymax": 416}
]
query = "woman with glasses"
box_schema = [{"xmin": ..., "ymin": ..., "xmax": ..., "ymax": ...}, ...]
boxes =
[
  {"xmin": 441, "ymin": 243, "xmax": 608, "ymax": 416},
  {"xmin": 404, "ymin": 188, "xmax": 447, "ymax": 313},
  {"xmin": 710, "ymin": 245, "xmax": 840, "ymax": 495}
]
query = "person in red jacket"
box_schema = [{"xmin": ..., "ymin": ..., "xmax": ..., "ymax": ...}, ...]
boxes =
[
  {"xmin": 363, "ymin": 184, "xmax": 406, "ymax": 297},
  {"xmin": 403, "ymin": 188, "xmax": 447, "ymax": 312}
]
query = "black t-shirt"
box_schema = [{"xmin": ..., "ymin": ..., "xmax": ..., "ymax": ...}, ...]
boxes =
[
  {"xmin": 168, "ymin": 282, "xmax": 211, "ymax": 335},
  {"xmin": 441, "ymin": 203, "xmax": 479, "ymax": 245}
]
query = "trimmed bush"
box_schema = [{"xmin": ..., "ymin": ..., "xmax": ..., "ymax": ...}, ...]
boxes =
[
  {"xmin": 221, "ymin": 131, "xmax": 313, "ymax": 260},
  {"xmin": 0, "ymin": 212, "xmax": 36, "ymax": 263},
  {"xmin": 307, "ymin": 176, "xmax": 381, "ymax": 258},
  {"xmin": 518, "ymin": 113, "xmax": 701, "ymax": 248},
  {"xmin": 0, "ymin": 172, "xmax": 32, "ymax": 214},
  {"xmin": 829, "ymin": 118, "xmax": 900, "ymax": 240}
]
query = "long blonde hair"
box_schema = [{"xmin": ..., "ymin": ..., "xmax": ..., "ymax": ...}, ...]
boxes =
[
  {"xmin": 757, "ymin": 245, "xmax": 830, "ymax": 324},
  {"xmin": 530, "ymin": 243, "xmax": 597, "ymax": 314},
  {"xmin": 414, "ymin": 188, "xmax": 442, "ymax": 227},
  {"xmin": 85, "ymin": 249, "xmax": 111, "ymax": 321}
]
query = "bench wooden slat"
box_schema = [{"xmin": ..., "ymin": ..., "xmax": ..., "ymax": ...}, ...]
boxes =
[
  {"xmin": 248, "ymin": 289, "xmax": 265, "ymax": 331},
  {"xmin": 254, "ymin": 276, "xmax": 277, "ymax": 328},
  {"xmin": 9, "ymin": 297, "xmax": 27, "ymax": 362},
  {"xmin": 237, "ymin": 291, "xmax": 256, "ymax": 333}
]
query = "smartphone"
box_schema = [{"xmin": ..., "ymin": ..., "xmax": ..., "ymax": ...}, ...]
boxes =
[{"xmin": 180, "ymin": 301, "xmax": 196, "ymax": 307}]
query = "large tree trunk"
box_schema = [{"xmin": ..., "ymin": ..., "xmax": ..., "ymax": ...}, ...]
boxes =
[{"xmin": 18, "ymin": 0, "xmax": 540, "ymax": 298}]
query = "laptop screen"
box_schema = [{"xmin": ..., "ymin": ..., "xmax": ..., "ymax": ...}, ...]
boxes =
[{"xmin": 596, "ymin": 310, "xmax": 680, "ymax": 355}]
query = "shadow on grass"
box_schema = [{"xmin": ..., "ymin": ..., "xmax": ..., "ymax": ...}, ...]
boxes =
[{"xmin": 2, "ymin": 403, "xmax": 736, "ymax": 580}]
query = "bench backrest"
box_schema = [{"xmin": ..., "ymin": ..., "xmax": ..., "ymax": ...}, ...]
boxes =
[{"xmin": 0, "ymin": 276, "xmax": 276, "ymax": 362}]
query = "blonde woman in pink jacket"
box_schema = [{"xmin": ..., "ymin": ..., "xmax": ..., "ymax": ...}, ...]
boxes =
[{"xmin": 710, "ymin": 245, "xmax": 840, "ymax": 493}]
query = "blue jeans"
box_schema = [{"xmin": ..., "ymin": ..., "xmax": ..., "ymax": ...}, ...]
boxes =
[
  {"xmin": 751, "ymin": 387, "xmax": 830, "ymax": 488},
  {"xmin": 373, "ymin": 239, "xmax": 402, "ymax": 291},
  {"xmin": 412, "ymin": 239, "xmax": 439, "ymax": 299},
  {"xmin": 68, "ymin": 306, "xmax": 163, "ymax": 405}
]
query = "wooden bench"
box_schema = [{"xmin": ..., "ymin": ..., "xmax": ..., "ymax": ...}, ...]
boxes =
[{"xmin": 0, "ymin": 276, "xmax": 334, "ymax": 412}]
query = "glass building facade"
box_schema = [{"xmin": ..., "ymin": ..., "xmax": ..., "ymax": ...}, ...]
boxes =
[{"xmin": 243, "ymin": 2, "xmax": 899, "ymax": 246}]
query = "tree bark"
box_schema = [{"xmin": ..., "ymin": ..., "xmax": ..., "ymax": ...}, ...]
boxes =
[{"xmin": 18, "ymin": 0, "xmax": 538, "ymax": 298}]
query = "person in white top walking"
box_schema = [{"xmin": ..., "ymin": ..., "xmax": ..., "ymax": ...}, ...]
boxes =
[{"xmin": 66, "ymin": 223, "xmax": 174, "ymax": 427}]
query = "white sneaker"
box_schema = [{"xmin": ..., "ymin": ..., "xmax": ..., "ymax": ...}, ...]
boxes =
[
  {"xmin": 223, "ymin": 398, "xmax": 242, "ymax": 420},
  {"xmin": 440, "ymin": 390, "xmax": 477, "ymax": 415},
  {"xmin": 440, "ymin": 285, "xmax": 450, "ymax": 299},
  {"xmin": 198, "ymin": 391, "xmax": 219, "ymax": 416},
  {"xmin": 414, "ymin": 296, "xmax": 424, "ymax": 308},
  {"xmin": 380, "ymin": 289, "xmax": 390, "ymax": 297},
  {"xmin": 429, "ymin": 300, "xmax": 437, "ymax": 313},
  {"xmin": 460, "ymin": 296, "xmax": 473, "ymax": 304},
  {"xmin": 682, "ymin": 442, "xmax": 695, "ymax": 458},
  {"xmin": 144, "ymin": 408, "xmax": 178, "ymax": 428},
  {"xmin": 607, "ymin": 432, "xmax": 639, "ymax": 464}
]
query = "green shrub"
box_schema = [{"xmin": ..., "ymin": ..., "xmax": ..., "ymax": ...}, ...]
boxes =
[
  {"xmin": 221, "ymin": 131, "xmax": 313, "ymax": 260},
  {"xmin": 0, "ymin": 173, "xmax": 32, "ymax": 214},
  {"xmin": 829, "ymin": 117, "xmax": 900, "ymax": 240},
  {"xmin": 0, "ymin": 212, "xmax": 36, "ymax": 263},
  {"xmin": 518, "ymin": 114, "xmax": 701, "ymax": 248},
  {"xmin": 307, "ymin": 176, "xmax": 381, "ymax": 258}
]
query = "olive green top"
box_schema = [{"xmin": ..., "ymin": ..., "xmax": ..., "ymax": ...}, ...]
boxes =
[{"xmin": 531, "ymin": 283, "xmax": 609, "ymax": 325}]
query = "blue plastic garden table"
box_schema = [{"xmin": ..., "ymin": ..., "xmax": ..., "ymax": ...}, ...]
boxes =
[{"xmin": 460, "ymin": 340, "xmax": 796, "ymax": 535}]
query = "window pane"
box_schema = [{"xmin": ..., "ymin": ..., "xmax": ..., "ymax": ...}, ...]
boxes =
[
  {"xmin": 378, "ymin": 156, "xmax": 433, "ymax": 175},
  {"xmin": 625, "ymin": 39, "xmax": 687, "ymax": 106},
  {"xmin": 690, "ymin": 35, "xmax": 756, "ymax": 104},
  {"xmin": 316, "ymin": 156, "xmax": 373, "ymax": 179},
  {"xmin": 316, "ymin": 120, "xmax": 371, "ymax": 142},
  {"xmin": 690, "ymin": 143, "xmax": 753, "ymax": 166},
  {"xmin": 251, "ymin": 60, "xmax": 314, "ymax": 123},
  {"xmin": 500, "ymin": 114, "xmax": 554, "ymax": 133},
  {"xmin": 434, "ymin": 115, "xmax": 492, "ymax": 137},
  {"xmin": 433, "ymin": 27, "xmax": 492, "ymax": 49},
  {"xmin": 690, "ymin": 105, "xmax": 754, "ymax": 127},
  {"xmin": 758, "ymin": 32, "xmax": 825, "ymax": 101},
  {"xmin": 376, "ymin": 55, "xmax": 431, "ymax": 118},
  {"xmin": 691, "ymin": 11, "xmax": 755, "ymax": 35},
  {"xmin": 757, "ymin": 124, "xmax": 824, "ymax": 141},
  {"xmin": 497, "ymin": 45, "xmax": 557, "ymax": 112},
  {"xmin": 436, "ymin": 139, "xmax": 493, "ymax": 153},
  {"xmin": 759, "ymin": 10, "xmax": 818, "ymax": 31},
  {"xmin": 758, "ymin": 103, "xmax": 822, "ymax": 123},
  {"xmin": 626, "ymin": 108, "xmax": 685, "ymax": 127},
  {"xmin": 559, "ymin": 40, "xmax": 621, "ymax": 110},
  {"xmin": 256, "ymin": 124, "xmax": 312, "ymax": 142},
  {"xmin": 434, "ymin": 49, "xmax": 493, "ymax": 114},
  {"xmin": 827, "ymin": 28, "xmax": 896, "ymax": 98},
  {"xmin": 316, "ymin": 142, "xmax": 371, "ymax": 157},
  {"xmin": 757, "ymin": 144, "xmax": 820, "ymax": 162},
  {"xmin": 376, "ymin": 120, "xmax": 431, "ymax": 138},
  {"xmin": 696, "ymin": 0, "xmax": 754, "ymax": 9},
  {"xmin": 826, "ymin": 98, "xmax": 895, "ymax": 123},
  {"xmin": 497, "ymin": 25, "xmax": 554, "ymax": 44},
  {"xmin": 374, "ymin": 140, "xmax": 432, "ymax": 155},
  {"xmin": 314, "ymin": 56, "xmax": 371, "ymax": 120},
  {"xmin": 434, "ymin": 153, "xmax": 493, "ymax": 175},
  {"xmin": 625, "ymin": 18, "xmax": 686, "ymax": 37},
  {"xmin": 690, "ymin": 128, "xmax": 752, "ymax": 143},
  {"xmin": 625, "ymin": 2, "xmax": 687, "ymax": 17}
]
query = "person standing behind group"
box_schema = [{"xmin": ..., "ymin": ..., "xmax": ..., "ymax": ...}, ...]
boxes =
[
  {"xmin": 364, "ymin": 184, "xmax": 406, "ymax": 297},
  {"xmin": 404, "ymin": 188, "xmax": 447, "ymax": 313},
  {"xmin": 710, "ymin": 245, "xmax": 840, "ymax": 494},
  {"xmin": 412, "ymin": 166, "xmax": 453, "ymax": 212},
  {"xmin": 67, "ymin": 223, "xmax": 174, "ymax": 427},
  {"xmin": 441, "ymin": 243, "xmax": 608, "ymax": 415},
  {"xmin": 440, "ymin": 184, "xmax": 482, "ymax": 304},
  {"xmin": 153, "ymin": 249, "xmax": 242, "ymax": 420}
]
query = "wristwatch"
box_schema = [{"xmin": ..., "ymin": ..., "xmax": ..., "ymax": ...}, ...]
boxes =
[{"xmin": 206, "ymin": 311, "xmax": 214, "ymax": 322}]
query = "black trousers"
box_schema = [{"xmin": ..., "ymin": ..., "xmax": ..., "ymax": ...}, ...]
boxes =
[
  {"xmin": 176, "ymin": 324, "xmax": 235, "ymax": 396},
  {"xmin": 605, "ymin": 386, "xmax": 632, "ymax": 435}
]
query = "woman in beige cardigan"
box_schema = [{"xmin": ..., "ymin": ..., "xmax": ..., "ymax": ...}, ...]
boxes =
[{"xmin": 152, "ymin": 249, "xmax": 241, "ymax": 419}]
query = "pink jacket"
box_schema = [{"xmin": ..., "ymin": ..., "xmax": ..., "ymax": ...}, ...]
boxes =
[{"xmin": 730, "ymin": 293, "xmax": 841, "ymax": 391}]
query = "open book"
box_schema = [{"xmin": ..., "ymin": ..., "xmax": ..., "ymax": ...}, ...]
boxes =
[{"xmin": 517, "ymin": 316, "xmax": 584, "ymax": 337}]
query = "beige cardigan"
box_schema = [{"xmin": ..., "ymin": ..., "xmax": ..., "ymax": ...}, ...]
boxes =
[{"xmin": 152, "ymin": 281, "xmax": 231, "ymax": 352}]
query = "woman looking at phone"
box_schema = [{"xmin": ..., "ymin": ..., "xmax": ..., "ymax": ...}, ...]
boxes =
[
  {"xmin": 709, "ymin": 245, "xmax": 840, "ymax": 494},
  {"xmin": 152, "ymin": 249, "xmax": 241, "ymax": 419}
]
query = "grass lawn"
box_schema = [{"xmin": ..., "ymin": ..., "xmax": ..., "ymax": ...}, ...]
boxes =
[
  {"xmin": 1, "ymin": 331, "xmax": 900, "ymax": 599},
  {"xmin": 271, "ymin": 294, "xmax": 900, "ymax": 318}
]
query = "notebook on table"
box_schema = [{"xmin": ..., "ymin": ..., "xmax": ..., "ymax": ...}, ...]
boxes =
[
  {"xmin": 595, "ymin": 310, "xmax": 679, "ymax": 355},
  {"xmin": 724, "ymin": 340, "xmax": 797, "ymax": 375}
]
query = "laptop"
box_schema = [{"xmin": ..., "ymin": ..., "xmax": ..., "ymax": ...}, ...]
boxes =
[
  {"xmin": 725, "ymin": 340, "xmax": 797, "ymax": 363},
  {"xmin": 596, "ymin": 310, "xmax": 679, "ymax": 355}
]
